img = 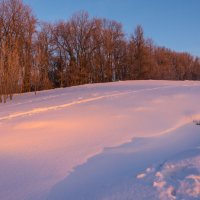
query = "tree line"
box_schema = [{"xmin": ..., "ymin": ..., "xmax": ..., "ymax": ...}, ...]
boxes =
[{"xmin": 0, "ymin": 0, "xmax": 200, "ymax": 103}]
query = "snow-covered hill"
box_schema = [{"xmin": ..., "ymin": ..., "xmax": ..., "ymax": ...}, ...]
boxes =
[{"xmin": 0, "ymin": 80, "xmax": 200, "ymax": 200}]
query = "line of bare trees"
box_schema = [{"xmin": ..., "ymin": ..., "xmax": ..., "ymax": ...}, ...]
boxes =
[{"xmin": 0, "ymin": 0, "xmax": 200, "ymax": 103}]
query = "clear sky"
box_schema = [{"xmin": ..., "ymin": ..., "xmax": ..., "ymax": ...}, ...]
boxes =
[{"xmin": 23, "ymin": 0, "xmax": 200, "ymax": 57}]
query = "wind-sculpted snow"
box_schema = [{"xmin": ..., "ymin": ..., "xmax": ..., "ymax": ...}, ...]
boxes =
[
  {"xmin": 0, "ymin": 80, "xmax": 200, "ymax": 200},
  {"xmin": 47, "ymin": 123, "xmax": 200, "ymax": 200}
]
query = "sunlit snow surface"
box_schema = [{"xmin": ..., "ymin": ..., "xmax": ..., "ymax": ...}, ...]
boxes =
[{"xmin": 0, "ymin": 80, "xmax": 200, "ymax": 200}]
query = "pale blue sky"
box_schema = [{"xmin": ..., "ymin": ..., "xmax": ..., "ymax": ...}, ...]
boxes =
[{"xmin": 24, "ymin": 0, "xmax": 200, "ymax": 57}]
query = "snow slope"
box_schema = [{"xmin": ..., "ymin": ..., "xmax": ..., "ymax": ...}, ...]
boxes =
[
  {"xmin": 48, "ymin": 123, "xmax": 200, "ymax": 200},
  {"xmin": 0, "ymin": 80, "xmax": 200, "ymax": 200}
]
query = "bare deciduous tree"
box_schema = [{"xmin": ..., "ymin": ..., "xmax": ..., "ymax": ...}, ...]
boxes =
[{"xmin": 0, "ymin": 1, "xmax": 200, "ymax": 103}]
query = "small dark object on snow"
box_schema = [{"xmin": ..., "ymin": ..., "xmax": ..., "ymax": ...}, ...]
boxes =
[{"xmin": 193, "ymin": 120, "xmax": 200, "ymax": 125}]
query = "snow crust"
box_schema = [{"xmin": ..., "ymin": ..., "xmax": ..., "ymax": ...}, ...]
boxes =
[{"xmin": 0, "ymin": 80, "xmax": 200, "ymax": 200}]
